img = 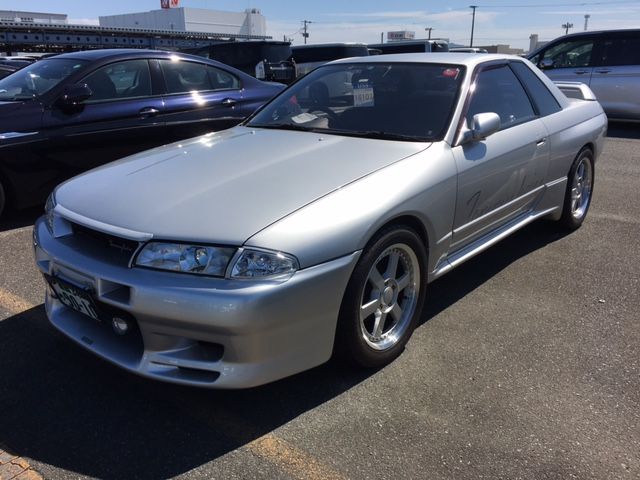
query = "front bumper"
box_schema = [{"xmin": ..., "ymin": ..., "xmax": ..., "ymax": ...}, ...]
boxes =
[{"xmin": 33, "ymin": 217, "xmax": 360, "ymax": 388}]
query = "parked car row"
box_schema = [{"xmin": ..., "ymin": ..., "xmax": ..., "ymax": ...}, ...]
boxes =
[
  {"xmin": 0, "ymin": 49, "xmax": 284, "ymax": 217},
  {"xmin": 33, "ymin": 51, "xmax": 606, "ymax": 388}
]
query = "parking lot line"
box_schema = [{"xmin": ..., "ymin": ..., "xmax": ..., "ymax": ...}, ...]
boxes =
[
  {"xmin": 0, "ymin": 288, "xmax": 37, "ymax": 317},
  {"xmin": 246, "ymin": 435, "xmax": 344, "ymax": 480}
]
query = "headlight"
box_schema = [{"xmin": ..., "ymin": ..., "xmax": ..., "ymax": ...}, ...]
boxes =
[
  {"xmin": 135, "ymin": 242, "xmax": 235, "ymax": 277},
  {"xmin": 230, "ymin": 248, "xmax": 299, "ymax": 280},
  {"xmin": 44, "ymin": 192, "xmax": 56, "ymax": 234}
]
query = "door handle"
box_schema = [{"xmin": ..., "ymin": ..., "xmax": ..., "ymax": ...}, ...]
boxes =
[
  {"xmin": 595, "ymin": 68, "xmax": 611, "ymax": 74},
  {"xmin": 536, "ymin": 137, "xmax": 547, "ymax": 146},
  {"xmin": 139, "ymin": 107, "xmax": 160, "ymax": 117},
  {"xmin": 220, "ymin": 98, "xmax": 237, "ymax": 107},
  {"xmin": 573, "ymin": 69, "xmax": 589, "ymax": 75}
]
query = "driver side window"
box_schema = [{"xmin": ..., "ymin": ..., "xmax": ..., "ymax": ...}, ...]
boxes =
[
  {"xmin": 82, "ymin": 59, "xmax": 152, "ymax": 103},
  {"xmin": 541, "ymin": 40, "xmax": 595, "ymax": 69}
]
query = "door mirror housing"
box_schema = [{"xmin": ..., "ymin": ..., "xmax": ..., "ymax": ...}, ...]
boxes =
[
  {"xmin": 457, "ymin": 112, "xmax": 501, "ymax": 145},
  {"xmin": 539, "ymin": 58, "xmax": 554, "ymax": 70},
  {"xmin": 57, "ymin": 83, "xmax": 93, "ymax": 108}
]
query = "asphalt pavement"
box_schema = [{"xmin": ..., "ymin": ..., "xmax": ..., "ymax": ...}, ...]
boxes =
[{"xmin": 0, "ymin": 123, "xmax": 638, "ymax": 480}]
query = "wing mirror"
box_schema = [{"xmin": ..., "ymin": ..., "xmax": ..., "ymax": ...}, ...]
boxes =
[
  {"xmin": 539, "ymin": 58, "xmax": 554, "ymax": 70},
  {"xmin": 457, "ymin": 112, "xmax": 501, "ymax": 145},
  {"xmin": 57, "ymin": 83, "xmax": 93, "ymax": 108}
]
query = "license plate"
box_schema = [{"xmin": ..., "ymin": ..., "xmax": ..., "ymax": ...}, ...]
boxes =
[{"xmin": 47, "ymin": 276, "xmax": 100, "ymax": 321}]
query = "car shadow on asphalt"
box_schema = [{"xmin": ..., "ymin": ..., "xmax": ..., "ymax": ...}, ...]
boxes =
[
  {"xmin": 0, "ymin": 207, "xmax": 41, "ymax": 233},
  {"xmin": 0, "ymin": 221, "xmax": 571, "ymax": 480},
  {"xmin": 607, "ymin": 121, "xmax": 640, "ymax": 140}
]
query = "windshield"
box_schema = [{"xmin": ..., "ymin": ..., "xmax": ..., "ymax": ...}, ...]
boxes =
[
  {"xmin": 247, "ymin": 62, "xmax": 465, "ymax": 142},
  {"xmin": 292, "ymin": 46, "xmax": 369, "ymax": 63},
  {"xmin": 0, "ymin": 58, "xmax": 86, "ymax": 101}
]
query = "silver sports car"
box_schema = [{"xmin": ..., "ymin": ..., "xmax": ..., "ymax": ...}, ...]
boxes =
[{"xmin": 33, "ymin": 53, "xmax": 607, "ymax": 388}]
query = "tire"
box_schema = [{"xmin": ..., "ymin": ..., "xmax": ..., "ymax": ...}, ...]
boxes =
[
  {"xmin": 558, "ymin": 148, "xmax": 595, "ymax": 230},
  {"xmin": 335, "ymin": 226, "xmax": 428, "ymax": 368}
]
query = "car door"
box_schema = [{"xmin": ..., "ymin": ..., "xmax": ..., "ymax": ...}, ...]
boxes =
[
  {"xmin": 589, "ymin": 32, "xmax": 640, "ymax": 120},
  {"xmin": 533, "ymin": 36, "xmax": 598, "ymax": 86},
  {"xmin": 450, "ymin": 63, "xmax": 550, "ymax": 251},
  {"xmin": 40, "ymin": 58, "xmax": 165, "ymax": 183},
  {"xmin": 157, "ymin": 59, "xmax": 248, "ymax": 142}
]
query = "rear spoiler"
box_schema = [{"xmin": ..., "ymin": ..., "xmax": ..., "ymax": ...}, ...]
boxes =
[{"xmin": 554, "ymin": 82, "xmax": 597, "ymax": 101}]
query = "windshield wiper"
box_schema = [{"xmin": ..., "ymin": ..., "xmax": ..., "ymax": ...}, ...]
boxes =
[
  {"xmin": 323, "ymin": 129, "xmax": 429, "ymax": 142},
  {"xmin": 248, "ymin": 123, "xmax": 316, "ymax": 132}
]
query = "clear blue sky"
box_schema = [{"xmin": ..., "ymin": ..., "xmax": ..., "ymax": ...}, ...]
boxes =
[{"xmin": 8, "ymin": 0, "xmax": 640, "ymax": 49}]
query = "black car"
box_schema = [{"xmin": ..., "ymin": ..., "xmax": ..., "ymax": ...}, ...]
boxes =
[{"xmin": 0, "ymin": 49, "xmax": 284, "ymax": 217}]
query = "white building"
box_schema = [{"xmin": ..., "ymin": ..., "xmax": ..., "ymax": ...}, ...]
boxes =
[
  {"xmin": 0, "ymin": 10, "xmax": 68, "ymax": 24},
  {"xmin": 99, "ymin": 7, "xmax": 266, "ymax": 37}
]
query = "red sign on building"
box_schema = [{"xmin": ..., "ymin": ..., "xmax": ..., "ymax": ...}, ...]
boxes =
[{"xmin": 161, "ymin": 0, "xmax": 179, "ymax": 8}]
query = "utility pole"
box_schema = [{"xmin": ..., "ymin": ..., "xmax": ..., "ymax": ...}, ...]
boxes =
[
  {"xmin": 469, "ymin": 5, "xmax": 478, "ymax": 47},
  {"xmin": 584, "ymin": 14, "xmax": 590, "ymax": 31},
  {"xmin": 380, "ymin": 32, "xmax": 384, "ymax": 43},
  {"xmin": 425, "ymin": 27, "xmax": 433, "ymax": 39},
  {"xmin": 562, "ymin": 22, "xmax": 574, "ymax": 35},
  {"xmin": 301, "ymin": 19, "xmax": 313, "ymax": 44}
]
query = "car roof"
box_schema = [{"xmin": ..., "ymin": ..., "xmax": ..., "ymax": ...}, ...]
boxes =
[
  {"xmin": 44, "ymin": 49, "xmax": 184, "ymax": 61},
  {"xmin": 330, "ymin": 52, "xmax": 523, "ymax": 67}
]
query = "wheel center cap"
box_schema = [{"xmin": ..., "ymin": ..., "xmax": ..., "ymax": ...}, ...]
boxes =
[{"xmin": 381, "ymin": 286, "xmax": 395, "ymax": 306}]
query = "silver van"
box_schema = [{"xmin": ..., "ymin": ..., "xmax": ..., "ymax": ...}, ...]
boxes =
[{"xmin": 528, "ymin": 29, "xmax": 640, "ymax": 121}]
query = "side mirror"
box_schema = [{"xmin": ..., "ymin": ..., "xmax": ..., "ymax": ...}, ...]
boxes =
[
  {"xmin": 470, "ymin": 112, "xmax": 501, "ymax": 140},
  {"xmin": 57, "ymin": 83, "xmax": 92, "ymax": 108},
  {"xmin": 539, "ymin": 58, "xmax": 554, "ymax": 70},
  {"xmin": 457, "ymin": 112, "xmax": 501, "ymax": 146}
]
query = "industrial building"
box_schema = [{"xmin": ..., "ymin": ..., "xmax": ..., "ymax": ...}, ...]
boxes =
[
  {"xmin": 99, "ymin": 7, "xmax": 266, "ymax": 37},
  {"xmin": 0, "ymin": 10, "xmax": 67, "ymax": 25}
]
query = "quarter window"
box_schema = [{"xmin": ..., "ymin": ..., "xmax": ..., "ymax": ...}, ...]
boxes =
[
  {"xmin": 467, "ymin": 65, "xmax": 536, "ymax": 129},
  {"xmin": 160, "ymin": 60, "xmax": 240, "ymax": 94},
  {"xmin": 510, "ymin": 61, "xmax": 561, "ymax": 116},
  {"xmin": 82, "ymin": 59, "xmax": 152, "ymax": 102}
]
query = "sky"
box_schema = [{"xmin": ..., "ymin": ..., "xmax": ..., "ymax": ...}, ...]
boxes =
[{"xmin": 6, "ymin": 0, "xmax": 640, "ymax": 49}]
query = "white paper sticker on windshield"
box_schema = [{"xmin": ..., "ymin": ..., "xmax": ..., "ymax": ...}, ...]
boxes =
[
  {"xmin": 353, "ymin": 84, "xmax": 374, "ymax": 107},
  {"xmin": 292, "ymin": 112, "xmax": 319, "ymax": 123}
]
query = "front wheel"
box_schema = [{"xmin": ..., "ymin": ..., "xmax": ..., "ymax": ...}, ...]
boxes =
[{"xmin": 335, "ymin": 226, "xmax": 428, "ymax": 368}]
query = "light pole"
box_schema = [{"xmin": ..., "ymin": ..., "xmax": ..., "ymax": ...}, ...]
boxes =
[
  {"xmin": 469, "ymin": 5, "xmax": 478, "ymax": 47},
  {"xmin": 425, "ymin": 27, "xmax": 433, "ymax": 39},
  {"xmin": 584, "ymin": 14, "xmax": 590, "ymax": 31}
]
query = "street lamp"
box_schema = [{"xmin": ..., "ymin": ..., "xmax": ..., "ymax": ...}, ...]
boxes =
[
  {"xmin": 469, "ymin": 5, "xmax": 478, "ymax": 47},
  {"xmin": 425, "ymin": 27, "xmax": 433, "ymax": 39}
]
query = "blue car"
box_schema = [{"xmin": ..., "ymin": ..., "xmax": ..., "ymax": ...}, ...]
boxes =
[{"xmin": 0, "ymin": 49, "xmax": 284, "ymax": 217}]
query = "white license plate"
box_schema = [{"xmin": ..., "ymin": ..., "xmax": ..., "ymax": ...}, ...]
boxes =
[{"xmin": 48, "ymin": 277, "xmax": 100, "ymax": 321}]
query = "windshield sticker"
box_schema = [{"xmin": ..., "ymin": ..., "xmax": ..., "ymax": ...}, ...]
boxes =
[
  {"xmin": 353, "ymin": 83, "xmax": 375, "ymax": 107},
  {"xmin": 442, "ymin": 68, "xmax": 461, "ymax": 79},
  {"xmin": 292, "ymin": 112, "xmax": 319, "ymax": 123}
]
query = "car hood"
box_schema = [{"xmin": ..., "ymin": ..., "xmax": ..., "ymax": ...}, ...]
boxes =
[{"xmin": 55, "ymin": 126, "xmax": 430, "ymax": 245}]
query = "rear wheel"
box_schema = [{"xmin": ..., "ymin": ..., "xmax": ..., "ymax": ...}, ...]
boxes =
[
  {"xmin": 336, "ymin": 226, "xmax": 428, "ymax": 368},
  {"xmin": 558, "ymin": 148, "xmax": 594, "ymax": 230}
]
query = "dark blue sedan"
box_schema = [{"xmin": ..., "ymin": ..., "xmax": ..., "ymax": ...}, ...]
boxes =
[{"xmin": 0, "ymin": 49, "xmax": 284, "ymax": 217}]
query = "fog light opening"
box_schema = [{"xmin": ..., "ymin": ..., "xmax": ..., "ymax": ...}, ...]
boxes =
[{"xmin": 112, "ymin": 317, "xmax": 130, "ymax": 335}]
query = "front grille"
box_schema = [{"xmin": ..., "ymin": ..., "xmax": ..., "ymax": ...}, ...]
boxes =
[{"xmin": 70, "ymin": 223, "xmax": 140, "ymax": 267}]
